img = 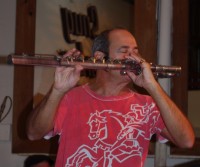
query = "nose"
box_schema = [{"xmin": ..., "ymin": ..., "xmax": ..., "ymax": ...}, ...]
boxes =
[
  {"xmin": 128, "ymin": 49, "xmax": 135, "ymax": 57},
  {"xmin": 128, "ymin": 52, "xmax": 132, "ymax": 57}
]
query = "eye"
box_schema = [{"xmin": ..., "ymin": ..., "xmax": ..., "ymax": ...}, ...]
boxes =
[{"xmin": 118, "ymin": 48, "xmax": 128, "ymax": 53}]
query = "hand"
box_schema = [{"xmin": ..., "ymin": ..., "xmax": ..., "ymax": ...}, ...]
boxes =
[
  {"xmin": 125, "ymin": 54, "xmax": 157, "ymax": 90},
  {"xmin": 53, "ymin": 48, "xmax": 83, "ymax": 94}
]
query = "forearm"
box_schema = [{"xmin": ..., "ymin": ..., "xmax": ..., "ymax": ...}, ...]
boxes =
[
  {"xmin": 26, "ymin": 49, "xmax": 83, "ymax": 140},
  {"xmin": 146, "ymin": 81, "xmax": 195, "ymax": 148},
  {"xmin": 26, "ymin": 88, "xmax": 65, "ymax": 140}
]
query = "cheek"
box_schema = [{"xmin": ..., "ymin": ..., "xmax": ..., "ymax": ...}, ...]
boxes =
[
  {"xmin": 109, "ymin": 48, "xmax": 122, "ymax": 59},
  {"xmin": 108, "ymin": 49, "xmax": 115, "ymax": 59},
  {"xmin": 109, "ymin": 53, "xmax": 127, "ymax": 60},
  {"xmin": 133, "ymin": 49, "xmax": 139, "ymax": 55}
]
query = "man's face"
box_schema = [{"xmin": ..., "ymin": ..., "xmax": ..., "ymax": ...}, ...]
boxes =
[
  {"xmin": 108, "ymin": 29, "xmax": 139, "ymax": 61},
  {"xmin": 106, "ymin": 29, "xmax": 139, "ymax": 79}
]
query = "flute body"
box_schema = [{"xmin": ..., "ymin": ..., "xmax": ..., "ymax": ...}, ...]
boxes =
[{"xmin": 8, "ymin": 54, "xmax": 181, "ymax": 78}]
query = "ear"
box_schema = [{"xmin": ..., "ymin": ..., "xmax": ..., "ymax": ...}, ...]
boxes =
[{"xmin": 94, "ymin": 51, "xmax": 105, "ymax": 60}]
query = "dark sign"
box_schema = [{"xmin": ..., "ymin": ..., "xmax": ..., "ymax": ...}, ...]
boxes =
[{"xmin": 60, "ymin": 6, "xmax": 98, "ymax": 51}]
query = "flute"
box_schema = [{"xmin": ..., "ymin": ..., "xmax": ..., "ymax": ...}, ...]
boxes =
[{"xmin": 7, "ymin": 53, "xmax": 181, "ymax": 78}]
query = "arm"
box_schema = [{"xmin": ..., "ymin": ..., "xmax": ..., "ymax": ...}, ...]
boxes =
[
  {"xmin": 26, "ymin": 49, "xmax": 83, "ymax": 140},
  {"xmin": 126, "ymin": 54, "xmax": 195, "ymax": 148},
  {"xmin": 146, "ymin": 80, "xmax": 195, "ymax": 148}
]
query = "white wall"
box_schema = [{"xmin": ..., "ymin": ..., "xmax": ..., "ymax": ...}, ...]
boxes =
[
  {"xmin": 0, "ymin": 0, "xmax": 198, "ymax": 166},
  {"xmin": 0, "ymin": 0, "xmax": 28, "ymax": 166}
]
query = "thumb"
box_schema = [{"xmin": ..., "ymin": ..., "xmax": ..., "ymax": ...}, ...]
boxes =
[{"xmin": 74, "ymin": 65, "xmax": 83, "ymax": 75}]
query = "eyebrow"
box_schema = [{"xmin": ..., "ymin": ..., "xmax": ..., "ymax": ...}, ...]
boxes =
[
  {"xmin": 119, "ymin": 46, "xmax": 129, "ymax": 49},
  {"xmin": 118, "ymin": 46, "xmax": 139, "ymax": 50}
]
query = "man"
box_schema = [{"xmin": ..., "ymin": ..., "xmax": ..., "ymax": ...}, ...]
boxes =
[{"xmin": 26, "ymin": 28, "xmax": 195, "ymax": 167}]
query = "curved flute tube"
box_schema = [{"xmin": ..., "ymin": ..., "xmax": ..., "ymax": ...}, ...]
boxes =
[{"xmin": 7, "ymin": 53, "xmax": 181, "ymax": 78}]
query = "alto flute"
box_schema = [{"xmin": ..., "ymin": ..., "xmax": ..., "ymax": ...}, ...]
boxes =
[{"xmin": 7, "ymin": 53, "xmax": 181, "ymax": 78}]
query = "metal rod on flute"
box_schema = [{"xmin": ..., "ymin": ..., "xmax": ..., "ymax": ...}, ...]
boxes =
[{"xmin": 7, "ymin": 53, "xmax": 181, "ymax": 78}]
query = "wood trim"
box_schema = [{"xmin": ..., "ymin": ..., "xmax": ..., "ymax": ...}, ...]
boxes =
[
  {"xmin": 171, "ymin": 0, "xmax": 200, "ymax": 157},
  {"xmin": 171, "ymin": 0, "xmax": 188, "ymax": 114},
  {"xmin": 133, "ymin": 0, "xmax": 157, "ymax": 94},
  {"xmin": 133, "ymin": 0, "xmax": 158, "ymax": 63},
  {"xmin": 12, "ymin": 0, "xmax": 58, "ymax": 154}
]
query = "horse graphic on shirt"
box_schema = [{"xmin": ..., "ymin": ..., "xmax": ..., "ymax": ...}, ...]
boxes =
[{"xmin": 66, "ymin": 103, "xmax": 160, "ymax": 167}]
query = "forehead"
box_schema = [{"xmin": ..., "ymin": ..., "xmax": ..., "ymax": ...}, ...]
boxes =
[{"xmin": 108, "ymin": 29, "xmax": 137, "ymax": 46}]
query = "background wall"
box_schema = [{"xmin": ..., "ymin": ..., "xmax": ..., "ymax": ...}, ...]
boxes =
[
  {"xmin": 0, "ymin": 0, "xmax": 28, "ymax": 166},
  {"xmin": 0, "ymin": 0, "xmax": 198, "ymax": 166}
]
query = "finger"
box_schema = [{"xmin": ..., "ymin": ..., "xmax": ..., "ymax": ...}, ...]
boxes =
[
  {"xmin": 139, "ymin": 58, "xmax": 146, "ymax": 65},
  {"xmin": 62, "ymin": 48, "xmax": 81, "ymax": 58},
  {"xmin": 74, "ymin": 64, "xmax": 84, "ymax": 74},
  {"xmin": 126, "ymin": 70, "xmax": 136, "ymax": 78},
  {"xmin": 125, "ymin": 53, "xmax": 143, "ymax": 63}
]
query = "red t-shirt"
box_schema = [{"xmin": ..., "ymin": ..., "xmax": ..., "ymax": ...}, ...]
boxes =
[{"xmin": 48, "ymin": 84, "xmax": 166, "ymax": 167}]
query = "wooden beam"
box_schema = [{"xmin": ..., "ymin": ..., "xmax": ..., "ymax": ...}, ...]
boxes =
[
  {"xmin": 12, "ymin": 0, "xmax": 58, "ymax": 154},
  {"xmin": 171, "ymin": 0, "xmax": 188, "ymax": 114},
  {"xmin": 133, "ymin": 0, "xmax": 158, "ymax": 63}
]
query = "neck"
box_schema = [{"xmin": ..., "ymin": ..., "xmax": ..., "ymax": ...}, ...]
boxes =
[{"xmin": 88, "ymin": 71, "xmax": 132, "ymax": 96}]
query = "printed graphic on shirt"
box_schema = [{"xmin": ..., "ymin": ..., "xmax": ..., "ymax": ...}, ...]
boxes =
[{"xmin": 65, "ymin": 103, "xmax": 160, "ymax": 167}]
